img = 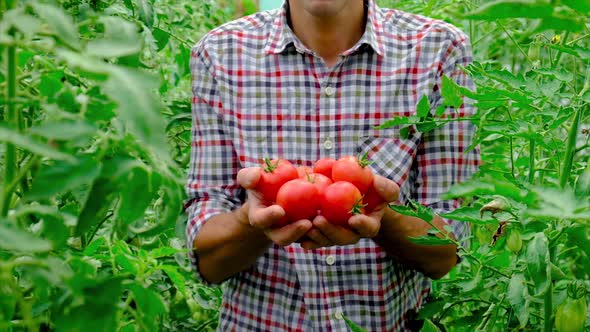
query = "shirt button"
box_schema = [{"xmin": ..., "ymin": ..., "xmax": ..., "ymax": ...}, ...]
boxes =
[
  {"xmin": 324, "ymin": 86, "xmax": 335, "ymax": 96},
  {"xmin": 326, "ymin": 255, "xmax": 336, "ymax": 265},
  {"xmin": 334, "ymin": 309, "xmax": 344, "ymax": 320},
  {"xmin": 323, "ymin": 139, "xmax": 333, "ymax": 150}
]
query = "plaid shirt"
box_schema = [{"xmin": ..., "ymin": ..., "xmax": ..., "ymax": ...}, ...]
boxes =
[{"xmin": 186, "ymin": 0, "xmax": 479, "ymax": 330}]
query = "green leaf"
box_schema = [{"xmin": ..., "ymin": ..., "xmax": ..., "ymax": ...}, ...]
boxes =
[
  {"xmin": 83, "ymin": 237, "xmax": 106, "ymax": 256},
  {"xmin": 440, "ymin": 206, "xmax": 496, "ymax": 224},
  {"xmin": 537, "ymin": 14, "xmax": 585, "ymax": 33},
  {"xmin": 525, "ymin": 233, "xmax": 550, "ymax": 295},
  {"xmin": 128, "ymin": 282, "xmax": 167, "ymax": 330},
  {"xmin": 441, "ymin": 75, "xmax": 464, "ymax": 109},
  {"xmin": 443, "ymin": 176, "xmax": 534, "ymax": 205},
  {"xmin": 375, "ymin": 116, "xmax": 420, "ymax": 129},
  {"xmin": 112, "ymin": 240, "xmax": 139, "ymax": 274},
  {"xmin": 343, "ymin": 316, "xmax": 368, "ymax": 332},
  {"xmin": 56, "ymin": 49, "xmax": 110, "ymax": 80},
  {"xmin": 29, "ymin": 120, "xmax": 97, "ymax": 141},
  {"xmin": 0, "ymin": 126, "xmax": 75, "ymax": 162},
  {"xmin": 103, "ymin": 67, "xmax": 170, "ymax": 162},
  {"xmin": 390, "ymin": 201, "xmax": 434, "ymax": 222},
  {"xmin": 420, "ymin": 319, "xmax": 442, "ymax": 332},
  {"xmin": 507, "ymin": 273, "xmax": 530, "ymax": 327},
  {"xmin": 152, "ymin": 27, "xmax": 171, "ymax": 51},
  {"xmin": 408, "ymin": 235, "xmax": 455, "ymax": 246},
  {"xmin": 463, "ymin": 0, "xmax": 554, "ymax": 20},
  {"xmin": 116, "ymin": 166, "xmax": 157, "ymax": 225},
  {"xmin": 562, "ymin": 0, "xmax": 590, "ymax": 13},
  {"xmin": 160, "ymin": 265, "xmax": 187, "ymax": 296},
  {"xmin": 2, "ymin": 8, "xmax": 42, "ymax": 38},
  {"xmin": 27, "ymin": 156, "xmax": 102, "ymax": 200},
  {"xmin": 547, "ymin": 44, "xmax": 590, "ymax": 60},
  {"xmin": 76, "ymin": 177, "xmax": 117, "ymax": 237},
  {"xmin": 150, "ymin": 247, "xmax": 182, "ymax": 259},
  {"xmin": 137, "ymin": 0, "xmax": 154, "ymax": 27},
  {"xmin": 86, "ymin": 16, "xmax": 141, "ymax": 58},
  {"xmin": 54, "ymin": 277, "xmax": 123, "ymax": 332},
  {"xmin": 32, "ymin": 3, "xmax": 80, "ymax": 50},
  {"xmin": 0, "ymin": 224, "xmax": 52, "ymax": 252},
  {"xmin": 525, "ymin": 187, "xmax": 590, "ymax": 223}
]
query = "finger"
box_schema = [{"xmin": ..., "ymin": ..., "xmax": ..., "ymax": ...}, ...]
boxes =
[
  {"xmin": 313, "ymin": 217, "xmax": 360, "ymax": 246},
  {"xmin": 305, "ymin": 227, "xmax": 333, "ymax": 247},
  {"xmin": 348, "ymin": 213, "xmax": 381, "ymax": 238},
  {"xmin": 372, "ymin": 174, "xmax": 400, "ymax": 203},
  {"xmin": 249, "ymin": 203, "xmax": 285, "ymax": 229},
  {"xmin": 264, "ymin": 220, "xmax": 313, "ymax": 247},
  {"xmin": 300, "ymin": 240, "xmax": 323, "ymax": 250},
  {"xmin": 237, "ymin": 167, "xmax": 261, "ymax": 189}
]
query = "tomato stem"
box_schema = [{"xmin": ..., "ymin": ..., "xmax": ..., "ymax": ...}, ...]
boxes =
[
  {"xmin": 0, "ymin": 14, "xmax": 18, "ymax": 218},
  {"xmin": 559, "ymin": 108, "xmax": 582, "ymax": 188}
]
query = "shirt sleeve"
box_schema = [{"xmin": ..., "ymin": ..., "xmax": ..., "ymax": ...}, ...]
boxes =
[
  {"xmin": 185, "ymin": 37, "xmax": 244, "ymax": 283},
  {"xmin": 409, "ymin": 31, "xmax": 481, "ymax": 242}
]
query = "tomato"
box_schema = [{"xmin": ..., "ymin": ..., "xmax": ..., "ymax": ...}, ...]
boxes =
[
  {"xmin": 320, "ymin": 181, "xmax": 364, "ymax": 226},
  {"xmin": 506, "ymin": 229, "xmax": 522, "ymax": 253},
  {"xmin": 275, "ymin": 179, "xmax": 320, "ymax": 226},
  {"xmin": 331, "ymin": 155, "xmax": 374, "ymax": 194},
  {"xmin": 255, "ymin": 158, "xmax": 298, "ymax": 204},
  {"xmin": 313, "ymin": 157, "xmax": 336, "ymax": 179},
  {"xmin": 307, "ymin": 173, "xmax": 332, "ymax": 196},
  {"xmin": 555, "ymin": 296, "xmax": 587, "ymax": 332},
  {"xmin": 363, "ymin": 186, "xmax": 384, "ymax": 213},
  {"xmin": 296, "ymin": 165, "xmax": 314, "ymax": 178}
]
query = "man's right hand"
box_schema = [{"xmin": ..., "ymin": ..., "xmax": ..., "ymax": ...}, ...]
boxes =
[{"xmin": 236, "ymin": 167, "xmax": 314, "ymax": 247}]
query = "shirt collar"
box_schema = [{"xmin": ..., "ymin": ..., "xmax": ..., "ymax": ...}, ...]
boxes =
[{"xmin": 264, "ymin": 0, "xmax": 385, "ymax": 56}]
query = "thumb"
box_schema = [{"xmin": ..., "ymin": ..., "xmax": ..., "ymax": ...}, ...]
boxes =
[
  {"xmin": 237, "ymin": 167, "xmax": 261, "ymax": 189},
  {"xmin": 372, "ymin": 175, "xmax": 400, "ymax": 203}
]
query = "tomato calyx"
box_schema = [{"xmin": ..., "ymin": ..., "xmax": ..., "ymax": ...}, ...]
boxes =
[
  {"xmin": 262, "ymin": 158, "xmax": 281, "ymax": 173},
  {"xmin": 349, "ymin": 197, "xmax": 366, "ymax": 216},
  {"xmin": 357, "ymin": 152, "xmax": 373, "ymax": 168}
]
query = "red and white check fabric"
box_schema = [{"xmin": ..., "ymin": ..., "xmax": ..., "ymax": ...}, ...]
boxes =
[{"xmin": 185, "ymin": 0, "xmax": 480, "ymax": 330}]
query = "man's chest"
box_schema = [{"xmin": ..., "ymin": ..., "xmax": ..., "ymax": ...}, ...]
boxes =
[{"xmin": 213, "ymin": 49, "xmax": 435, "ymax": 171}]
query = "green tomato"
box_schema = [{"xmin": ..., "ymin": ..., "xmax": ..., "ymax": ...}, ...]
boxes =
[
  {"xmin": 506, "ymin": 229, "xmax": 522, "ymax": 253},
  {"xmin": 555, "ymin": 296, "xmax": 587, "ymax": 332},
  {"xmin": 527, "ymin": 42, "xmax": 541, "ymax": 63}
]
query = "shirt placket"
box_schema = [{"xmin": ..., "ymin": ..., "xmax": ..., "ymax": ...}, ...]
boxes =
[{"xmin": 322, "ymin": 247, "xmax": 348, "ymax": 331}]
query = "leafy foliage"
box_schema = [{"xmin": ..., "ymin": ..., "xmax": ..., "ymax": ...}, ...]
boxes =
[{"xmin": 0, "ymin": 0, "xmax": 589, "ymax": 331}]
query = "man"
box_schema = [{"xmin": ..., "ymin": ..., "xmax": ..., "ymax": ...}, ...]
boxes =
[{"xmin": 185, "ymin": 0, "xmax": 480, "ymax": 330}]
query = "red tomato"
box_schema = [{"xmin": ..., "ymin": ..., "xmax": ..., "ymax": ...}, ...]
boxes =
[
  {"xmin": 363, "ymin": 186, "xmax": 384, "ymax": 213},
  {"xmin": 276, "ymin": 179, "xmax": 320, "ymax": 225},
  {"xmin": 331, "ymin": 155, "xmax": 374, "ymax": 194},
  {"xmin": 307, "ymin": 173, "xmax": 332, "ymax": 196},
  {"xmin": 313, "ymin": 158, "xmax": 336, "ymax": 179},
  {"xmin": 320, "ymin": 181, "xmax": 364, "ymax": 226},
  {"xmin": 255, "ymin": 159, "xmax": 298, "ymax": 204},
  {"xmin": 296, "ymin": 165, "xmax": 314, "ymax": 178}
]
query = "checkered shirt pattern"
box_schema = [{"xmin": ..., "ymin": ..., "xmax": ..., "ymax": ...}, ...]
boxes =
[{"xmin": 185, "ymin": 0, "xmax": 480, "ymax": 330}]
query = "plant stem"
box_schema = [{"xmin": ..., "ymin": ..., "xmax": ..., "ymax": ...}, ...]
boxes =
[
  {"xmin": 1, "ymin": 30, "xmax": 18, "ymax": 217},
  {"xmin": 544, "ymin": 281, "xmax": 553, "ymax": 332},
  {"xmin": 509, "ymin": 137, "xmax": 516, "ymax": 179},
  {"xmin": 560, "ymin": 108, "xmax": 582, "ymax": 188},
  {"xmin": 552, "ymin": 31, "xmax": 570, "ymax": 70},
  {"xmin": 528, "ymin": 139, "xmax": 535, "ymax": 184}
]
